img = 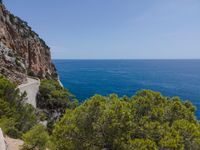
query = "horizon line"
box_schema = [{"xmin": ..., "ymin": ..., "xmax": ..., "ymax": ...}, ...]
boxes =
[{"xmin": 52, "ymin": 58, "xmax": 200, "ymax": 60}]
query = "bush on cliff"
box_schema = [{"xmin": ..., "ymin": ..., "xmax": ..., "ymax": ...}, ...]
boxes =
[
  {"xmin": 22, "ymin": 124, "xmax": 49, "ymax": 150},
  {"xmin": 0, "ymin": 76, "xmax": 37, "ymax": 138},
  {"xmin": 37, "ymin": 79, "xmax": 78, "ymax": 129},
  {"xmin": 52, "ymin": 90, "xmax": 200, "ymax": 150}
]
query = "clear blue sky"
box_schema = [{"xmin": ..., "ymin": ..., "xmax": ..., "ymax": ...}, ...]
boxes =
[{"xmin": 4, "ymin": 0, "xmax": 200, "ymax": 59}]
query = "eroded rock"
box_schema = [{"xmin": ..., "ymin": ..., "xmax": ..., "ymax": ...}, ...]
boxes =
[{"xmin": 0, "ymin": 3, "xmax": 57, "ymax": 84}]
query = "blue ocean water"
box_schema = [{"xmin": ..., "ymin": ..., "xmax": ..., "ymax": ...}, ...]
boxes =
[{"xmin": 54, "ymin": 60, "xmax": 200, "ymax": 117}]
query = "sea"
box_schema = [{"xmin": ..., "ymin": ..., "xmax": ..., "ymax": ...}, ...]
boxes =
[{"xmin": 54, "ymin": 60, "xmax": 200, "ymax": 118}]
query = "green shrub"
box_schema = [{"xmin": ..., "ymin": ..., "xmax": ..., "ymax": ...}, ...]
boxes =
[
  {"xmin": 0, "ymin": 76, "xmax": 17, "ymax": 103},
  {"xmin": 53, "ymin": 90, "xmax": 200, "ymax": 150},
  {"xmin": 127, "ymin": 139, "xmax": 157, "ymax": 150},
  {"xmin": 0, "ymin": 117, "xmax": 22, "ymax": 138},
  {"xmin": 37, "ymin": 79, "xmax": 78, "ymax": 130},
  {"xmin": 0, "ymin": 76, "xmax": 37, "ymax": 138},
  {"xmin": 0, "ymin": 99, "xmax": 15, "ymax": 118},
  {"xmin": 6, "ymin": 127, "xmax": 22, "ymax": 139},
  {"xmin": 22, "ymin": 124, "xmax": 49, "ymax": 150}
]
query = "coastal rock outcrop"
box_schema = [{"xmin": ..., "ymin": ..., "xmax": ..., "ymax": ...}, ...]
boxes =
[{"xmin": 0, "ymin": 3, "xmax": 57, "ymax": 84}]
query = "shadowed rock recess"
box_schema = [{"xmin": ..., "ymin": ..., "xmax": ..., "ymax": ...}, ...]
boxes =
[{"xmin": 0, "ymin": 3, "xmax": 57, "ymax": 84}]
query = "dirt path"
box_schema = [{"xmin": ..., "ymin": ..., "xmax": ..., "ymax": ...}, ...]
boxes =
[{"xmin": 5, "ymin": 137, "xmax": 23, "ymax": 150}]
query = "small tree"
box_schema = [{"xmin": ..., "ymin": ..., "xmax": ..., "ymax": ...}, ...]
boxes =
[
  {"xmin": 0, "ymin": 76, "xmax": 37, "ymax": 138},
  {"xmin": 22, "ymin": 124, "xmax": 49, "ymax": 150}
]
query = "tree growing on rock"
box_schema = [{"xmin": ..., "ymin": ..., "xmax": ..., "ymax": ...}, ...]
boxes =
[
  {"xmin": 22, "ymin": 124, "xmax": 49, "ymax": 150},
  {"xmin": 37, "ymin": 79, "xmax": 78, "ymax": 131}
]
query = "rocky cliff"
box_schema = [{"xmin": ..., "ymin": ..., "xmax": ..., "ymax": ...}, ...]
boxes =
[{"xmin": 0, "ymin": 3, "xmax": 57, "ymax": 84}]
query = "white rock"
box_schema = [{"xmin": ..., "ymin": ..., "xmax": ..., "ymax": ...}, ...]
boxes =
[{"xmin": 0, "ymin": 128, "xmax": 6, "ymax": 150}]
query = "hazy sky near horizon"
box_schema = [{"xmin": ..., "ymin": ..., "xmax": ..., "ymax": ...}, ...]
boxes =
[{"xmin": 4, "ymin": 0, "xmax": 200, "ymax": 59}]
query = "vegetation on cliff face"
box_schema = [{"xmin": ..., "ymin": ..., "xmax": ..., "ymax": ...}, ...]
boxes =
[
  {"xmin": 0, "ymin": 76, "xmax": 37, "ymax": 138},
  {"xmin": 22, "ymin": 124, "xmax": 49, "ymax": 150},
  {"xmin": 37, "ymin": 80, "xmax": 77, "ymax": 112},
  {"xmin": 52, "ymin": 90, "xmax": 200, "ymax": 150},
  {"xmin": 37, "ymin": 79, "xmax": 78, "ymax": 130},
  {"xmin": 0, "ymin": 76, "xmax": 78, "ymax": 149}
]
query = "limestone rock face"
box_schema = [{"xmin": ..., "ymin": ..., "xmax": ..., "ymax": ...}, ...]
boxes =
[{"xmin": 0, "ymin": 4, "xmax": 57, "ymax": 84}]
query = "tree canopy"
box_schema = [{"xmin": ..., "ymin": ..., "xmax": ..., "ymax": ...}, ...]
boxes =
[
  {"xmin": 53, "ymin": 90, "xmax": 200, "ymax": 150},
  {"xmin": 0, "ymin": 76, "xmax": 37, "ymax": 138},
  {"xmin": 37, "ymin": 79, "xmax": 78, "ymax": 130},
  {"xmin": 22, "ymin": 124, "xmax": 49, "ymax": 150}
]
